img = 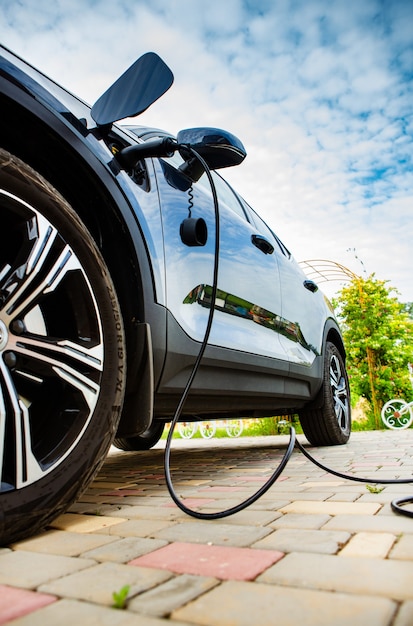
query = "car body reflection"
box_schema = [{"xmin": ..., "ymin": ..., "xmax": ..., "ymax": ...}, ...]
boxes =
[{"xmin": 184, "ymin": 284, "xmax": 318, "ymax": 355}]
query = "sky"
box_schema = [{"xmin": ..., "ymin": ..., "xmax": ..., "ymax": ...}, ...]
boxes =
[{"xmin": 1, "ymin": 0, "xmax": 412, "ymax": 302}]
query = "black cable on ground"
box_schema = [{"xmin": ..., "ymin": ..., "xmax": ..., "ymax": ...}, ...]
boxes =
[
  {"xmin": 163, "ymin": 147, "xmax": 413, "ymax": 521},
  {"xmin": 391, "ymin": 496, "xmax": 413, "ymax": 518}
]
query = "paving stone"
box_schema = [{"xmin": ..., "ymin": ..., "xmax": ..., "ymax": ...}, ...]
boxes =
[
  {"xmin": 323, "ymin": 513, "xmax": 413, "ymax": 534},
  {"xmin": 81, "ymin": 537, "xmax": 168, "ymax": 562},
  {"xmin": 279, "ymin": 500, "xmax": 381, "ymax": 516},
  {"xmin": 168, "ymin": 507, "xmax": 280, "ymax": 527},
  {"xmin": 163, "ymin": 497, "xmax": 216, "ymax": 509},
  {"xmin": 258, "ymin": 552, "xmax": 413, "ymax": 601},
  {"xmin": 339, "ymin": 532, "xmax": 396, "ymax": 558},
  {"xmin": 173, "ymin": 479, "xmax": 211, "ymax": 485},
  {"xmin": 270, "ymin": 513, "xmax": 331, "ymax": 529},
  {"xmin": 94, "ymin": 519, "xmax": 176, "ymax": 538},
  {"xmin": 0, "ymin": 551, "xmax": 96, "ymax": 588},
  {"xmin": 379, "ymin": 484, "xmax": 413, "ymax": 494},
  {"xmin": 394, "ymin": 601, "xmax": 413, "ymax": 626},
  {"xmin": 115, "ymin": 494, "xmax": 173, "ymax": 503},
  {"xmin": 303, "ymin": 481, "xmax": 346, "ymax": 487},
  {"xmin": 196, "ymin": 486, "xmax": 245, "ymax": 494},
  {"xmin": 253, "ymin": 528, "xmax": 350, "ymax": 554},
  {"xmin": 327, "ymin": 492, "xmax": 361, "ymax": 501},
  {"xmin": 242, "ymin": 500, "xmax": 290, "ymax": 512},
  {"xmin": 109, "ymin": 485, "xmax": 150, "ymax": 492},
  {"xmin": 129, "ymin": 542, "xmax": 283, "ymax": 580},
  {"xmin": 113, "ymin": 493, "xmax": 164, "ymax": 506},
  {"xmin": 151, "ymin": 520, "xmax": 271, "ymax": 547},
  {"xmin": 269, "ymin": 489, "xmax": 333, "ymax": 499},
  {"xmin": 357, "ymin": 493, "xmax": 397, "ymax": 504},
  {"xmin": 99, "ymin": 505, "xmax": 186, "ymax": 521},
  {"xmin": 270, "ymin": 490, "xmax": 334, "ymax": 500},
  {"xmin": 49, "ymin": 513, "xmax": 127, "ymax": 533},
  {"xmin": 172, "ymin": 580, "xmax": 397, "ymax": 626},
  {"xmin": 5, "ymin": 598, "xmax": 188, "ymax": 626},
  {"xmin": 190, "ymin": 497, "xmax": 266, "ymax": 512},
  {"xmin": 317, "ymin": 485, "xmax": 368, "ymax": 493},
  {"xmin": 0, "ymin": 585, "xmax": 56, "ymax": 624},
  {"xmin": 128, "ymin": 574, "xmax": 219, "ymax": 616},
  {"xmin": 389, "ymin": 534, "xmax": 413, "ymax": 560},
  {"xmin": 11, "ymin": 530, "xmax": 118, "ymax": 556},
  {"xmin": 76, "ymin": 493, "xmax": 112, "ymax": 503},
  {"xmin": 38, "ymin": 561, "xmax": 172, "ymax": 605},
  {"xmin": 68, "ymin": 502, "xmax": 106, "ymax": 514},
  {"xmin": 377, "ymin": 503, "xmax": 398, "ymax": 516},
  {"xmin": 87, "ymin": 481, "xmax": 138, "ymax": 490}
]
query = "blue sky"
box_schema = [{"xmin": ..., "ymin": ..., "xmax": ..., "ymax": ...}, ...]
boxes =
[{"xmin": 1, "ymin": 0, "xmax": 412, "ymax": 301}]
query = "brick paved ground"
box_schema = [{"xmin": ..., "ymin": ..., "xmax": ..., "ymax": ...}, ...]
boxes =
[{"xmin": 1, "ymin": 429, "xmax": 413, "ymax": 625}]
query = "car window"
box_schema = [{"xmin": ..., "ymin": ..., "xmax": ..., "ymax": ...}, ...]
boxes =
[{"xmin": 209, "ymin": 173, "xmax": 249, "ymax": 222}]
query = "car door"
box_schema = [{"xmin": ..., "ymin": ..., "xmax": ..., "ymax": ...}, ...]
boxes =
[
  {"xmin": 245, "ymin": 205, "xmax": 326, "ymax": 366},
  {"xmin": 153, "ymin": 157, "xmax": 288, "ymax": 362}
]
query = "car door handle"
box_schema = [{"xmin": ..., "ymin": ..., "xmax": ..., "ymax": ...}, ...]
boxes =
[
  {"xmin": 251, "ymin": 234, "xmax": 274, "ymax": 255},
  {"xmin": 303, "ymin": 279, "xmax": 319, "ymax": 293}
]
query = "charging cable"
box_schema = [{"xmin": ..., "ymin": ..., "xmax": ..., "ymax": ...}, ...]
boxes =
[{"xmin": 163, "ymin": 148, "xmax": 413, "ymax": 520}]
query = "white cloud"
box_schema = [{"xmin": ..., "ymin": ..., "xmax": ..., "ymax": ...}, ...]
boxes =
[{"xmin": 1, "ymin": 0, "xmax": 412, "ymax": 302}]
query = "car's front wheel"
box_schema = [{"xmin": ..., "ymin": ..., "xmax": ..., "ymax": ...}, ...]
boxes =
[
  {"xmin": 0, "ymin": 149, "xmax": 126, "ymax": 544},
  {"xmin": 299, "ymin": 341, "xmax": 351, "ymax": 445}
]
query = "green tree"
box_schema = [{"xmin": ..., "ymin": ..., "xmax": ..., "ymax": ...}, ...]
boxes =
[
  {"xmin": 333, "ymin": 275, "xmax": 413, "ymax": 427},
  {"xmin": 403, "ymin": 302, "xmax": 413, "ymax": 319}
]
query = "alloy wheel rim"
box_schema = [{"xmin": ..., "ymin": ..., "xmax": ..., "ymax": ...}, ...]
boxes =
[
  {"xmin": 329, "ymin": 354, "xmax": 349, "ymax": 432},
  {"xmin": 1, "ymin": 190, "xmax": 104, "ymax": 492}
]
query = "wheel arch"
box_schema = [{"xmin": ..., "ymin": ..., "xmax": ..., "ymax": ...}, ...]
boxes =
[
  {"xmin": 302, "ymin": 317, "xmax": 347, "ymax": 412},
  {"xmin": 324, "ymin": 318, "xmax": 346, "ymax": 361},
  {"xmin": 0, "ymin": 86, "xmax": 159, "ymax": 436}
]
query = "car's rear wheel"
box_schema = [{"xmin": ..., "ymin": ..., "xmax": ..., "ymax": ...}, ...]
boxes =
[
  {"xmin": 298, "ymin": 341, "xmax": 351, "ymax": 445},
  {"xmin": 113, "ymin": 421, "xmax": 165, "ymax": 450},
  {"xmin": 0, "ymin": 149, "xmax": 126, "ymax": 544}
]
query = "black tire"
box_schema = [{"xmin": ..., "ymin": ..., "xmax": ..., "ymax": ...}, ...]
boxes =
[
  {"xmin": 298, "ymin": 341, "xmax": 351, "ymax": 446},
  {"xmin": 0, "ymin": 149, "xmax": 126, "ymax": 544},
  {"xmin": 114, "ymin": 421, "xmax": 165, "ymax": 450}
]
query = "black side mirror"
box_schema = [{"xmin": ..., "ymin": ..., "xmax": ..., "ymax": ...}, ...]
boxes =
[
  {"xmin": 177, "ymin": 127, "xmax": 246, "ymax": 181},
  {"xmin": 116, "ymin": 126, "xmax": 247, "ymax": 180}
]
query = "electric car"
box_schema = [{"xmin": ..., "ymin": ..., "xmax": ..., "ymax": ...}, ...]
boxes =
[{"xmin": 0, "ymin": 45, "xmax": 351, "ymax": 544}]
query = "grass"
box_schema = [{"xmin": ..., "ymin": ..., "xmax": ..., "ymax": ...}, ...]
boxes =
[
  {"xmin": 163, "ymin": 416, "xmax": 302, "ymax": 440},
  {"xmin": 112, "ymin": 585, "xmax": 130, "ymax": 610},
  {"xmin": 366, "ymin": 484, "xmax": 384, "ymax": 494}
]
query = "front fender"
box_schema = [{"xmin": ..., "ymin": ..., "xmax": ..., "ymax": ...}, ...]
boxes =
[{"xmin": 0, "ymin": 71, "xmax": 166, "ymax": 436}]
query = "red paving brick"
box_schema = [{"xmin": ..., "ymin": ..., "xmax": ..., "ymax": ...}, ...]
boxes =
[
  {"xmin": 0, "ymin": 585, "xmax": 56, "ymax": 624},
  {"xmin": 129, "ymin": 541, "xmax": 284, "ymax": 580}
]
